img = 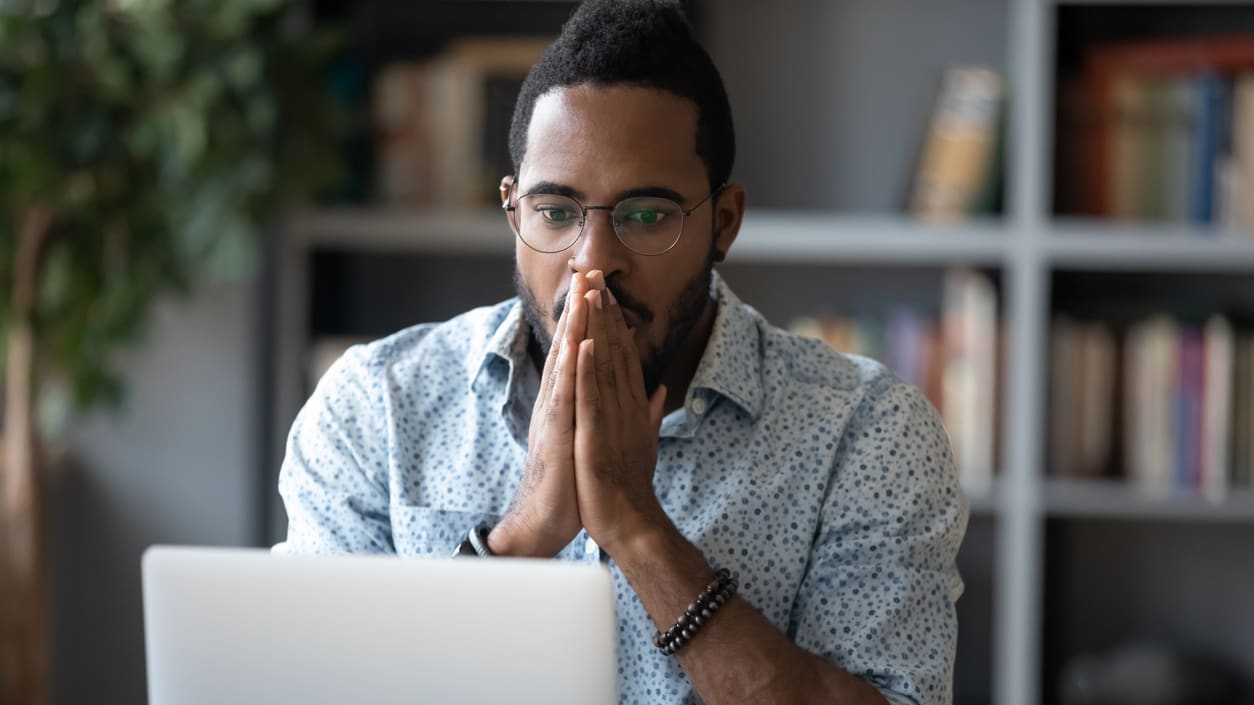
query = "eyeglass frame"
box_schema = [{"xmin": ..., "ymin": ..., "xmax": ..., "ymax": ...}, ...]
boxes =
[{"xmin": 501, "ymin": 181, "xmax": 728, "ymax": 256}]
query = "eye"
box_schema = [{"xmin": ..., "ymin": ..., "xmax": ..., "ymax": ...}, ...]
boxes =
[
  {"xmin": 623, "ymin": 208, "xmax": 666, "ymax": 226},
  {"xmin": 536, "ymin": 205, "xmax": 578, "ymax": 225}
]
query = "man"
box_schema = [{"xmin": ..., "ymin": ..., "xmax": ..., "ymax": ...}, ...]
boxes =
[{"xmin": 275, "ymin": 2, "xmax": 967, "ymax": 704}]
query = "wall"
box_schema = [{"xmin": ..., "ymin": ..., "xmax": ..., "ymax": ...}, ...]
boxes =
[{"xmin": 48, "ymin": 279, "xmax": 259, "ymax": 705}]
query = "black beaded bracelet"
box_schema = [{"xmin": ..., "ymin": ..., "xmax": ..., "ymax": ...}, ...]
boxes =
[{"xmin": 653, "ymin": 568, "xmax": 739, "ymax": 656}]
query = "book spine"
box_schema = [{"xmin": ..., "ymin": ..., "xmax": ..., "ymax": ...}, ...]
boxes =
[
  {"xmin": 910, "ymin": 67, "xmax": 1005, "ymax": 223},
  {"xmin": 1190, "ymin": 73, "xmax": 1222, "ymax": 225}
]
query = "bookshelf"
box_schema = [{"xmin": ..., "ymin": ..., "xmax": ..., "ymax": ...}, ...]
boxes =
[{"xmin": 266, "ymin": 2, "xmax": 1254, "ymax": 705}]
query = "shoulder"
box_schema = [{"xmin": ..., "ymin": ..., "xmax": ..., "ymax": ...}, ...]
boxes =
[
  {"xmin": 751, "ymin": 311, "xmax": 942, "ymax": 433},
  {"xmin": 323, "ymin": 299, "xmax": 519, "ymax": 393},
  {"xmin": 755, "ymin": 312, "xmax": 902, "ymax": 397}
]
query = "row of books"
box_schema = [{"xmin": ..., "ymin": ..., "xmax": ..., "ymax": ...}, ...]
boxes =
[
  {"xmin": 1050, "ymin": 315, "xmax": 1254, "ymax": 499},
  {"xmin": 375, "ymin": 47, "xmax": 1012, "ymax": 219},
  {"xmin": 1056, "ymin": 34, "xmax": 1254, "ymax": 229},
  {"xmin": 789, "ymin": 269, "xmax": 1000, "ymax": 492},
  {"xmin": 373, "ymin": 37, "xmax": 550, "ymax": 208}
]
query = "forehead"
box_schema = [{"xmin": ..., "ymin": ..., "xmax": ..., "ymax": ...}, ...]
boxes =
[{"xmin": 519, "ymin": 83, "xmax": 705, "ymax": 194}]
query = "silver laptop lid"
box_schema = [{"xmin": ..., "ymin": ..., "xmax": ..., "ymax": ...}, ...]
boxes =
[{"xmin": 142, "ymin": 546, "xmax": 618, "ymax": 705}]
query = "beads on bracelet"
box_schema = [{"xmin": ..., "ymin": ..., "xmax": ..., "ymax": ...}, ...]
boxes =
[{"xmin": 653, "ymin": 568, "xmax": 739, "ymax": 656}]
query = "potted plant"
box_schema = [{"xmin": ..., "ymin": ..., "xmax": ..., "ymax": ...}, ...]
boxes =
[{"xmin": 0, "ymin": 1, "xmax": 341, "ymax": 703}]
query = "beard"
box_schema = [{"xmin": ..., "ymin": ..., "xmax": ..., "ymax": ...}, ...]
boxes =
[{"xmin": 515, "ymin": 248, "xmax": 715, "ymax": 396}]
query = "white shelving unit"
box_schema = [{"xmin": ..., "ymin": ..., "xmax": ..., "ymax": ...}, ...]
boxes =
[{"xmin": 268, "ymin": 2, "xmax": 1254, "ymax": 704}]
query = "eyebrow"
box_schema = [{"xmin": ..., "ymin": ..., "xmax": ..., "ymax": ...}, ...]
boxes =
[{"xmin": 521, "ymin": 181, "xmax": 689, "ymax": 204}]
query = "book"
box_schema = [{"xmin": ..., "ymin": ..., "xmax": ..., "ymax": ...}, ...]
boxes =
[
  {"xmin": 1229, "ymin": 336, "xmax": 1250, "ymax": 490},
  {"xmin": 1201, "ymin": 315, "xmax": 1234, "ymax": 501},
  {"xmin": 941, "ymin": 268, "xmax": 998, "ymax": 492},
  {"xmin": 1125, "ymin": 316, "xmax": 1180, "ymax": 495},
  {"xmin": 1050, "ymin": 319, "xmax": 1116, "ymax": 477},
  {"xmin": 1078, "ymin": 34, "xmax": 1254, "ymax": 220},
  {"xmin": 885, "ymin": 308, "xmax": 928, "ymax": 390},
  {"xmin": 1159, "ymin": 76, "xmax": 1195, "ymax": 223},
  {"xmin": 373, "ymin": 37, "xmax": 551, "ymax": 207},
  {"xmin": 1050, "ymin": 316, "xmax": 1083, "ymax": 476},
  {"xmin": 910, "ymin": 67, "xmax": 1005, "ymax": 223},
  {"xmin": 1109, "ymin": 74, "xmax": 1155, "ymax": 220},
  {"xmin": 1233, "ymin": 74, "xmax": 1254, "ymax": 231},
  {"xmin": 1079, "ymin": 322, "xmax": 1116, "ymax": 478},
  {"xmin": 1189, "ymin": 73, "xmax": 1227, "ymax": 225},
  {"xmin": 1237, "ymin": 335, "xmax": 1254, "ymax": 489},
  {"xmin": 1217, "ymin": 154, "xmax": 1245, "ymax": 232},
  {"xmin": 374, "ymin": 62, "xmax": 438, "ymax": 205},
  {"xmin": 1176, "ymin": 328, "xmax": 1205, "ymax": 491}
]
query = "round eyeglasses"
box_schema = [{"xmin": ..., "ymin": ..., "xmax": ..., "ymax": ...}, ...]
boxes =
[{"xmin": 503, "ymin": 184, "xmax": 725, "ymax": 256}]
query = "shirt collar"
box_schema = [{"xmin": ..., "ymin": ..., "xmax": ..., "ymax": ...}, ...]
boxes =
[
  {"xmin": 467, "ymin": 301, "xmax": 530, "ymax": 392},
  {"xmin": 686, "ymin": 270, "xmax": 764, "ymax": 420},
  {"xmin": 466, "ymin": 271, "xmax": 765, "ymax": 420}
]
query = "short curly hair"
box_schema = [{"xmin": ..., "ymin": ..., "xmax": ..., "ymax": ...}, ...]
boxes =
[{"xmin": 508, "ymin": 0, "xmax": 735, "ymax": 191}]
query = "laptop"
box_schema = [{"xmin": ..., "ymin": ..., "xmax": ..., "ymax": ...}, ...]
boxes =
[{"xmin": 141, "ymin": 546, "xmax": 618, "ymax": 705}]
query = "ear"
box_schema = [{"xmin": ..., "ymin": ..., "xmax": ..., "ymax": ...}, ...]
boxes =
[
  {"xmin": 499, "ymin": 175, "xmax": 516, "ymax": 208},
  {"xmin": 712, "ymin": 183, "xmax": 745, "ymax": 262}
]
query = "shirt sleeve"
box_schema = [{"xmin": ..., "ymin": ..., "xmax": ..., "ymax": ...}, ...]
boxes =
[
  {"xmin": 789, "ymin": 377, "xmax": 968, "ymax": 705},
  {"xmin": 272, "ymin": 344, "xmax": 396, "ymax": 555}
]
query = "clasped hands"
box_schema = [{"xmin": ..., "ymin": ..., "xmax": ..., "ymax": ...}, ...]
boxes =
[{"xmin": 488, "ymin": 270, "xmax": 672, "ymax": 558}]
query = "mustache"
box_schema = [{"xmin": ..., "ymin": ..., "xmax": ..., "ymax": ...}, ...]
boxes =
[{"xmin": 552, "ymin": 279, "xmax": 655, "ymax": 325}]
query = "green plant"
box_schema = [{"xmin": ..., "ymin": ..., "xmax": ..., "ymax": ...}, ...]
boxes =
[{"xmin": 0, "ymin": 2, "xmax": 341, "ymax": 703}]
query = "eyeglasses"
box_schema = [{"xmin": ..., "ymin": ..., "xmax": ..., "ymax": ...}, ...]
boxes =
[{"xmin": 503, "ymin": 184, "xmax": 726, "ymax": 256}]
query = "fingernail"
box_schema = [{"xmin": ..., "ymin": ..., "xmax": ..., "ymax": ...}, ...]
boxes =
[{"xmin": 607, "ymin": 289, "xmax": 618, "ymax": 305}]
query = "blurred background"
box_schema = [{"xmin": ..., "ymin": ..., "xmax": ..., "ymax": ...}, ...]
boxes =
[{"xmin": 1, "ymin": 1, "xmax": 1253, "ymax": 705}]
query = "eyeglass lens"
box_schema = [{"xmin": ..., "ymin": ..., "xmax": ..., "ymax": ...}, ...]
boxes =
[{"xmin": 510, "ymin": 194, "xmax": 686, "ymax": 255}]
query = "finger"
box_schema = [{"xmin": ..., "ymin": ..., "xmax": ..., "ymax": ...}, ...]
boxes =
[
  {"xmin": 585, "ymin": 288, "xmax": 617, "ymax": 403},
  {"xmin": 606, "ymin": 288, "xmax": 647, "ymax": 398},
  {"xmin": 603, "ymin": 288, "xmax": 637, "ymax": 406},
  {"xmin": 648, "ymin": 383, "xmax": 667, "ymax": 433},
  {"xmin": 545, "ymin": 336, "xmax": 577, "ymax": 436},
  {"xmin": 565, "ymin": 273, "xmax": 589, "ymax": 349},
  {"xmin": 586, "ymin": 269, "xmax": 607, "ymax": 295},
  {"xmin": 546, "ymin": 276, "xmax": 586, "ymax": 407},
  {"xmin": 537, "ymin": 280, "xmax": 575, "ymax": 398},
  {"xmin": 575, "ymin": 339, "xmax": 602, "ymax": 434}
]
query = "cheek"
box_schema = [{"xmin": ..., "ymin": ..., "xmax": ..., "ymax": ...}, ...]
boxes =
[
  {"xmin": 622, "ymin": 323, "xmax": 655, "ymax": 367},
  {"xmin": 632, "ymin": 277, "xmax": 679, "ymax": 342},
  {"xmin": 518, "ymin": 252, "xmax": 567, "ymax": 317}
]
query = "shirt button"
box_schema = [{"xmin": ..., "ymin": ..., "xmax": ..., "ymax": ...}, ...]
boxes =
[
  {"xmin": 584, "ymin": 536, "xmax": 599, "ymax": 556},
  {"xmin": 690, "ymin": 397, "xmax": 707, "ymax": 416}
]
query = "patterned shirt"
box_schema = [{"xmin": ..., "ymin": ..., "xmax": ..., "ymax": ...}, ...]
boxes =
[{"xmin": 275, "ymin": 272, "xmax": 968, "ymax": 705}]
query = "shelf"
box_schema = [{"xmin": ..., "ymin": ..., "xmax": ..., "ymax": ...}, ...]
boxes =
[
  {"xmin": 732, "ymin": 212, "xmax": 1010, "ymax": 266},
  {"xmin": 1046, "ymin": 221, "xmax": 1254, "ymax": 271},
  {"xmin": 287, "ymin": 208, "xmax": 1013, "ymax": 265},
  {"xmin": 1043, "ymin": 477, "xmax": 1254, "ymax": 523},
  {"xmin": 966, "ymin": 482, "xmax": 1002, "ymax": 517},
  {"xmin": 288, "ymin": 208, "xmax": 513, "ymax": 255}
]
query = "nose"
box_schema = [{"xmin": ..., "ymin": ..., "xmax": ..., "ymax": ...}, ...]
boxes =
[{"xmin": 569, "ymin": 208, "xmax": 631, "ymax": 278}]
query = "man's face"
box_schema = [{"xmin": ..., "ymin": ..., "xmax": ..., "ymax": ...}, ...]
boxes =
[{"xmin": 507, "ymin": 84, "xmax": 735, "ymax": 392}]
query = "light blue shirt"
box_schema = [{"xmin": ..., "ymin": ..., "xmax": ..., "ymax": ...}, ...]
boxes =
[{"xmin": 275, "ymin": 273, "xmax": 967, "ymax": 705}]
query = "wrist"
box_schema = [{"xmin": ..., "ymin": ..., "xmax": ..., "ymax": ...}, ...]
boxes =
[
  {"xmin": 599, "ymin": 513, "xmax": 681, "ymax": 565},
  {"xmin": 486, "ymin": 513, "xmax": 563, "ymax": 558}
]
